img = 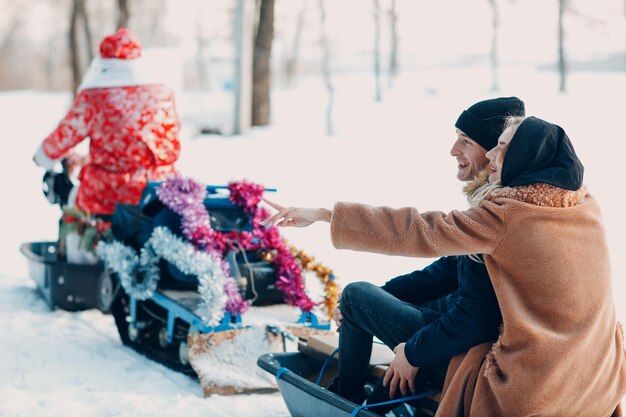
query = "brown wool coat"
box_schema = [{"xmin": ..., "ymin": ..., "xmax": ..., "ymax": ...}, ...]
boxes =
[{"xmin": 330, "ymin": 184, "xmax": 626, "ymax": 417}]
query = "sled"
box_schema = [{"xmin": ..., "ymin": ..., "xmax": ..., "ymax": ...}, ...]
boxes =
[
  {"xmin": 20, "ymin": 241, "xmax": 104, "ymax": 311},
  {"xmin": 20, "ymin": 160, "xmax": 108, "ymax": 311},
  {"xmin": 257, "ymin": 335, "xmax": 440, "ymax": 417}
]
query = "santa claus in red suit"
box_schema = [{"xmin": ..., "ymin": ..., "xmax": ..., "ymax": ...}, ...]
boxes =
[{"xmin": 33, "ymin": 28, "xmax": 181, "ymax": 215}]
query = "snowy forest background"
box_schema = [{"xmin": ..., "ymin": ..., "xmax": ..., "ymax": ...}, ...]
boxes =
[{"xmin": 1, "ymin": 0, "xmax": 626, "ymax": 416}]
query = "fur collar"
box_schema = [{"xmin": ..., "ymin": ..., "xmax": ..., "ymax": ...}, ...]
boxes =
[
  {"xmin": 463, "ymin": 168, "xmax": 490, "ymax": 197},
  {"xmin": 487, "ymin": 183, "xmax": 588, "ymax": 208}
]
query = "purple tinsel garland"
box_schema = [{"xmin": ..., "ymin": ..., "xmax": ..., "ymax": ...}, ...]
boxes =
[{"xmin": 157, "ymin": 176, "xmax": 250, "ymax": 315}]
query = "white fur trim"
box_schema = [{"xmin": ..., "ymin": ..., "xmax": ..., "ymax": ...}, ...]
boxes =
[
  {"xmin": 78, "ymin": 57, "xmax": 163, "ymax": 91},
  {"xmin": 33, "ymin": 145, "xmax": 58, "ymax": 170}
]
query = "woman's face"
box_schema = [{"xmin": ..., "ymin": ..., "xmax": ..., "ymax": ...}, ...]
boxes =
[{"xmin": 485, "ymin": 126, "xmax": 516, "ymax": 183}]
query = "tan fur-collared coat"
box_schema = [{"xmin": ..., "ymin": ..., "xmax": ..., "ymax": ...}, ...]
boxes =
[{"xmin": 330, "ymin": 184, "xmax": 625, "ymax": 417}]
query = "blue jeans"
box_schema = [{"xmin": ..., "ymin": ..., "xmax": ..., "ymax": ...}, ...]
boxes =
[{"xmin": 337, "ymin": 282, "xmax": 450, "ymax": 406}]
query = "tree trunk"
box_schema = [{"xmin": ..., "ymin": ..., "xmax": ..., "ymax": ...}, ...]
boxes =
[
  {"xmin": 252, "ymin": 0, "xmax": 275, "ymax": 126},
  {"xmin": 233, "ymin": 0, "xmax": 255, "ymax": 134},
  {"xmin": 75, "ymin": 0, "xmax": 93, "ymax": 61},
  {"xmin": 284, "ymin": 1, "xmax": 306, "ymax": 87},
  {"xmin": 0, "ymin": 10, "xmax": 21, "ymax": 89},
  {"xmin": 388, "ymin": 0, "xmax": 398, "ymax": 89},
  {"xmin": 558, "ymin": 0, "xmax": 567, "ymax": 92},
  {"xmin": 488, "ymin": 0, "xmax": 499, "ymax": 91},
  {"xmin": 0, "ymin": 18, "xmax": 20, "ymax": 57},
  {"xmin": 45, "ymin": 35, "xmax": 60, "ymax": 90},
  {"xmin": 68, "ymin": 0, "xmax": 92, "ymax": 94},
  {"xmin": 69, "ymin": 1, "xmax": 81, "ymax": 93},
  {"xmin": 318, "ymin": 0, "xmax": 334, "ymax": 136},
  {"xmin": 195, "ymin": 21, "xmax": 209, "ymax": 91},
  {"xmin": 117, "ymin": 0, "xmax": 130, "ymax": 29},
  {"xmin": 373, "ymin": 0, "xmax": 382, "ymax": 101}
]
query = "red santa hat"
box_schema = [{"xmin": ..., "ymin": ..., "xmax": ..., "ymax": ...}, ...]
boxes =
[{"xmin": 99, "ymin": 28, "xmax": 142, "ymax": 60}]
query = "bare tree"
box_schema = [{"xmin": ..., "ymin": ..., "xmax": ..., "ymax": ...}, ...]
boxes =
[
  {"xmin": 0, "ymin": 4, "xmax": 23, "ymax": 90},
  {"xmin": 487, "ymin": 0, "xmax": 499, "ymax": 91},
  {"xmin": 388, "ymin": 0, "xmax": 398, "ymax": 89},
  {"xmin": 145, "ymin": 0, "xmax": 166, "ymax": 46},
  {"xmin": 284, "ymin": 1, "xmax": 307, "ymax": 87},
  {"xmin": 69, "ymin": 0, "xmax": 82, "ymax": 93},
  {"xmin": 78, "ymin": 0, "xmax": 94, "ymax": 61},
  {"xmin": 372, "ymin": 0, "xmax": 384, "ymax": 101},
  {"xmin": 0, "ymin": 16, "xmax": 20, "ymax": 57},
  {"xmin": 233, "ymin": 0, "xmax": 255, "ymax": 134},
  {"xmin": 69, "ymin": 0, "xmax": 94, "ymax": 93},
  {"xmin": 194, "ymin": 20, "xmax": 209, "ymax": 91},
  {"xmin": 45, "ymin": 31, "xmax": 61, "ymax": 90},
  {"xmin": 373, "ymin": 0, "xmax": 382, "ymax": 101},
  {"xmin": 252, "ymin": 0, "xmax": 275, "ymax": 126},
  {"xmin": 558, "ymin": 0, "xmax": 567, "ymax": 92},
  {"xmin": 117, "ymin": 0, "xmax": 130, "ymax": 29},
  {"xmin": 318, "ymin": 0, "xmax": 334, "ymax": 135}
]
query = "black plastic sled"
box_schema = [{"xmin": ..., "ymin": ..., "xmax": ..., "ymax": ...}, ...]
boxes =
[
  {"xmin": 257, "ymin": 351, "xmax": 439, "ymax": 417},
  {"xmin": 258, "ymin": 351, "xmax": 379, "ymax": 417},
  {"xmin": 20, "ymin": 241, "xmax": 103, "ymax": 311},
  {"xmin": 21, "ymin": 160, "xmax": 105, "ymax": 311}
]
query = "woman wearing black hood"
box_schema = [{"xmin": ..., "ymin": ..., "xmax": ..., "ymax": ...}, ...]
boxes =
[{"xmin": 263, "ymin": 117, "xmax": 626, "ymax": 416}]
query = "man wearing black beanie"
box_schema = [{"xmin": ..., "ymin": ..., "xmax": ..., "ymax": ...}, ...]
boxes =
[
  {"xmin": 325, "ymin": 97, "xmax": 526, "ymax": 413},
  {"xmin": 452, "ymin": 96, "xmax": 525, "ymax": 181}
]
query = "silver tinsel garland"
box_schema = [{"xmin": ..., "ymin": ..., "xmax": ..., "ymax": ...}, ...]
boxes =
[
  {"xmin": 144, "ymin": 227, "xmax": 228, "ymax": 326},
  {"xmin": 96, "ymin": 240, "xmax": 159, "ymax": 300},
  {"xmin": 97, "ymin": 227, "xmax": 229, "ymax": 326}
]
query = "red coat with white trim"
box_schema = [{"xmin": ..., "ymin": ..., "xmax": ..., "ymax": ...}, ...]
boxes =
[{"xmin": 41, "ymin": 84, "xmax": 181, "ymax": 214}]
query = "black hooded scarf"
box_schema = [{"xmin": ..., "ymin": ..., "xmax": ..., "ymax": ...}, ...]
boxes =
[{"xmin": 501, "ymin": 117, "xmax": 584, "ymax": 191}]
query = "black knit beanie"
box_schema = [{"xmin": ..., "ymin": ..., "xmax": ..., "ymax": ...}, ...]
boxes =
[
  {"xmin": 455, "ymin": 97, "xmax": 525, "ymax": 151},
  {"xmin": 501, "ymin": 117, "xmax": 584, "ymax": 191}
]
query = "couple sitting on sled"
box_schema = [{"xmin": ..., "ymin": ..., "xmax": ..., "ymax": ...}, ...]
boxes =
[{"xmin": 262, "ymin": 97, "xmax": 626, "ymax": 417}]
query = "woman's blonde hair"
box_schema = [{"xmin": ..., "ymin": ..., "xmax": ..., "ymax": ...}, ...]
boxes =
[
  {"xmin": 464, "ymin": 115, "xmax": 526, "ymax": 263},
  {"xmin": 465, "ymin": 115, "xmax": 527, "ymax": 208},
  {"xmin": 495, "ymin": 115, "xmax": 526, "ymax": 168}
]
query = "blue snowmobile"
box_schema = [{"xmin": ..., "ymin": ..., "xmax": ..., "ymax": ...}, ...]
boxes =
[{"xmin": 22, "ymin": 163, "xmax": 331, "ymax": 376}]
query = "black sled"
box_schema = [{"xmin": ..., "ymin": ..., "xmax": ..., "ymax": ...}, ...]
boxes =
[
  {"xmin": 257, "ymin": 336, "xmax": 439, "ymax": 417},
  {"xmin": 20, "ymin": 241, "xmax": 104, "ymax": 311},
  {"xmin": 21, "ymin": 160, "xmax": 105, "ymax": 311}
]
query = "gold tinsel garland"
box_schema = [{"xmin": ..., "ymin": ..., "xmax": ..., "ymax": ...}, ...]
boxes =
[{"xmin": 260, "ymin": 245, "xmax": 340, "ymax": 320}]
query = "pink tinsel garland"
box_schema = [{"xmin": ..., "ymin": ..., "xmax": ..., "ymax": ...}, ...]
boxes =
[{"xmin": 156, "ymin": 177, "xmax": 316, "ymax": 315}]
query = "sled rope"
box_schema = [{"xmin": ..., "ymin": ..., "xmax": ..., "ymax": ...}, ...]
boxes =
[
  {"xmin": 315, "ymin": 348, "xmax": 339, "ymax": 386},
  {"xmin": 275, "ymin": 367, "xmax": 289, "ymax": 380},
  {"xmin": 350, "ymin": 390, "xmax": 439, "ymax": 416}
]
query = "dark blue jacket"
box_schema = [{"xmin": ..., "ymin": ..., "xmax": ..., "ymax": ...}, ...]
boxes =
[{"xmin": 381, "ymin": 256, "xmax": 502, "ymax": 368}]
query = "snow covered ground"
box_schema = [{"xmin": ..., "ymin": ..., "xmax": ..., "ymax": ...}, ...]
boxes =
[{"xmin": 1, "ymin": 68, "xmax": 625, "ymax": 416}]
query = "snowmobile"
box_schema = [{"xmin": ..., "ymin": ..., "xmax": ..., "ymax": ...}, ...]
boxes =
[
  {"xmin": 99, "ymin": 180, "xmax": 332, "ymax": 376},
  {"xmin": 22, "ymin": 163, "xmax": 335, "ymax": 383}
]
